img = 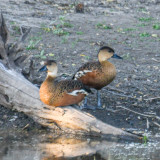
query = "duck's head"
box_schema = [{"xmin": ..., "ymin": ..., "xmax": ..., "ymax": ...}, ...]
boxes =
[
  {"xmin": 98, "ymin": 46, "xmax": 123, "ymax": 62},
  {"xmin": 39, "ymin": 60, "xmax": 58, "ymax": 77}
]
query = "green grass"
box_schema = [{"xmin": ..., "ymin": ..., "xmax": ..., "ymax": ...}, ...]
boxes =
[
  {"xmin": 59, "ymin": 16, "xmax": 73, "ymax": 28},
  {"xmin": 121, "ymin": 53, "xmax": 131, "ymax": 60},
  {"xmin": 41, "ymin": 16, "xmax": 72, "ymax": 36},
  {"xmin": 71, "ymin": 39, "xmax": 79, "ymax": 48},
  {"xmin": 63, "ymin": 22, "xmax": 73, "ymax": 28},
  {"xmin": 138, "ymin": 17, "xmax": 153, "ymax": 22},
  {"xmin": 143, "ymin": 135, "xmax": 148, "ymax": 144},
  {"xmin": 34, "ymin": 50, "xmax": 46, "ymax": 59},
  {"xmin": 26, "ymin": 36, "xmax": 42, "ymax": 50},
  {"xmin": 10, "ymin": 21, "xmax": 16, "ymax": 25},
  {"xmin": 52, "ymin": 28, "xmax": 70, "ymax": 36},
  {"xmin": 123, "ymin": 28, "xmax": 136, "ymax": 32},
  {"xmin": 153, "ymin": 24, "xmax": 160, "ymax": 30},
  {"xmin": 59, "ymin": 15, "xmax": 65, "ymax": 21},
  {"xmin": 41, "ymin": 24, "xmax": 52, "ymax": 32},
  {"xmin": 61, "ymin": 36, "xmax": 69, "ymax": 44},
  {"xmin": 41, "ymin": 24, "xmax": 70, "ymax": 36},
  {"xmin": 76, "ymin": 31, "xmax": 84, "ymax": 35},
  {"xmin": 128, "ymin": 34, "xmax": 136, "ymax": 38},
  {"xmin": 12, "ymin": 26, "xmax": 21, "ymax": 34},
  {"xmin": 84, "ymin": 55, "xmax": 90, "ymax": 59},
  {"xmin": 138, "ymin": 7, "xmax": 148, "ymax": 12},
  {"xmin": 137, "ymin": 23, "xmax": 150, "ymax": 27},
  {"xmin": 96, "ymin": 23, "xmax": 112, "ymax": 29},
  {"xmin": 139, "ymin": 32, "xmax": 151, "ymax": 37},
  {"xmin": 10, "ymin": 21, "xmax": 20, "ymax": 34}
]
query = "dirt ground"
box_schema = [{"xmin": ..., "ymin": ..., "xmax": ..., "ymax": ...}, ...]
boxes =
[{"xmin": 0, "ymin": 0, "xmax": 160, "ymax": 134}]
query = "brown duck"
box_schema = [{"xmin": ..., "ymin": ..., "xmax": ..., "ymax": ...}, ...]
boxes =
[
  {"xmin": 39, "ymin": 60, "xmax": 91, "ymax": 107},
  {"xmin": 73, "ymin": 46, "xmax": 123, "ymax": 109}
]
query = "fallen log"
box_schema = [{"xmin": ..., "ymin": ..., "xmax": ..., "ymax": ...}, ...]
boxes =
[{"xmin": 0, "ymin": 13, "xmax": 142, "ymax": 140}]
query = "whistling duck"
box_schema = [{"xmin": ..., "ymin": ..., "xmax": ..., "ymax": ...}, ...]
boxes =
[
  {"xmin": 39, "ymin": 60, "xmax": 91, "ymax": 107},
  {"xmin": 73, "ymin": 46, "xmax": 123, "ymax": 109}
]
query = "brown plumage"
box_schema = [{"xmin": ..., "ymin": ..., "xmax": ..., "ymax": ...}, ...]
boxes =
[
  {"xmin": 39, "ymin": 60, "xmax": 91, "ymax": 107},
  {"xmin": 74, "ymin": 61, "xmax": 116, "ymax": 90},
  {"xmin": 73, "ymin": 46, "xmax": 123, "ymax": 109}
]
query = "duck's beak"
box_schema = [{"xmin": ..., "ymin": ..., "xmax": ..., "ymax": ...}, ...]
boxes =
[
  {"xmin": 39, "ymin": 65, "xmax": 48, "ymax": 72},
  {"xmin": 112, "ymin": 53, "xmax": 123, "ymax": 59}
]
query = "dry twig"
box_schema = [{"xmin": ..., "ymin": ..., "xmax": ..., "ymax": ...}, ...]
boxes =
[
  {"xmin": 144, "ymin": 97, "xmax": 160, "ymax": 101},
  {"xmin": 152, "ymin": 122, "xmax": 160, "ymax": 128},
  {"xmin": 117, "ymin": 106, "xmax": 160, "ymax": 121},
  {"xmin": 152, "ymin": 58, "xmax": 160, "ymax": 63}
]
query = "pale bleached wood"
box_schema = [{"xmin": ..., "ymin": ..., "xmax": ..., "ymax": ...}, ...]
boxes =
[{"xmin": 0, "ymin": 62, "xmax": 142, "ymax": 140}]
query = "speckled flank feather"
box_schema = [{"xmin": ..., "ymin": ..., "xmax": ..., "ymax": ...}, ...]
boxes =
[
  {"xmin": 54, "ymin": 79, "xmax": 91, "ymax": 95},
  {"xmin": 40, "ymin": 76, "xmax": 91, "ymax": 107}
]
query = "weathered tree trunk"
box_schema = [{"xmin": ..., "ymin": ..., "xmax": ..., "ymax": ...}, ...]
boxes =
[{"xmin": 0, "ymin": 14, "xmax": 142, "ymax": 140}]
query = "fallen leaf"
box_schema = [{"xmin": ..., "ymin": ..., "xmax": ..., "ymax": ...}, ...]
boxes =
[{"xmin": 152, "ymin": 34, "xmax": 158, "ymax": 37}]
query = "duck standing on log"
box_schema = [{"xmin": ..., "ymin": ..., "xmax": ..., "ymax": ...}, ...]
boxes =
[
  {"xmin": 39, "ymin": 60, "xmax": 92, "ymax": 108},
  {"xmin": 73, "ymin": 46, "xmax": 123, "ymax": 110}
]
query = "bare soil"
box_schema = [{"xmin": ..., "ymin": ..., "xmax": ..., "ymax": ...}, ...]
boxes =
[{"xmin": 0, "ymin": 0, "xmax": 160, "ymax": 134}]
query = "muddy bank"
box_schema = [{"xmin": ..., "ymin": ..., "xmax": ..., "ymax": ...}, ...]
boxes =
[{"xmin": 0, "ymin": 0, "xmax": 160, "ymax": 134}]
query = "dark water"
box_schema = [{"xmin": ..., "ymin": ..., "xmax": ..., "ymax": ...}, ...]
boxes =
[{"xmin": 0, "ymin": 130, "xmax": 160, "ymax": 160}]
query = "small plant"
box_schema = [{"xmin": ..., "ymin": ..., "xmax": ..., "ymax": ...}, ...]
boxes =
[
  {"xmin": 10, "ymin": 21, "xmax": 16, "ymax": 25},
  {"xmin": 41, "ymin": 24, "xmax": 52, "ymax": 32},
  {"xmin": 59, "ymin": 15, "xmax": 65, "ymax": 22},
  {"xmin": 71, "ymin": 39, "xmax": 79, "ymax": 48},
  {"xmin": 12, "ymin": 25, "xmax": 21, "ymax": 34},
  {"xmin": 41, "ymin": 16, "xmax": 72, "ymax": 35},
  {"xmin": 153, "ymin": 24, "xmax": 160, "ymax": 30},
  {"xmin": 34, "ymin": 50, "xmax": 46, "ymax": 59},
  {"xmin": 123, "ymin": 28, "xmax": 136, "ymax": 32},
  {"xmin": 10, "ymin": 21, "xmax": 21, "ymax": 35},
  {"xmin": 129, "ymin": 34, "xmax": 136, "ymax": 38},
  {"xmin": 138, "ymin": 17, "xmax": 153, "ymax": 22},
  {"xmin": 59, "ymin": 16, "xmax": 73, "ymax": 28},
  {"xmin": 121, "ymin": 53, "xmax": 131, "ymax": 60},
  {"xmin": 76, "ymin": 31, "xmax": 84, "ymax": 35},
  {"xmin": 63, "ymin": 22, "xmax": 73, "ymax": 28},
  {"xmin": 52, "ymin": 28, "xmax": 70, "ymax": 36},
  {"xmin": 143, "ymin": 135, "xmax": 148, "ymax": 144},
  {"xmin": 137, "ymin": 23, "xmax": 149, "ymax": 27},
  {"xmin": 84, "ymin": 55, "xmax": 90, "ymax": 59},
  {"xmin": 61, "ymin": 36, "xmax": 69, "ymax": 44},
  {"xmin": 96, "ymin": 23, "xmax": 112, "ymax": 29},
  {"xmin": 26, "ymin": 36, "xmax": 42, "ymax": 50},
  {"xmin": 139, "ymin": 32, "xmax": 150, "ymax": 37},
  {"xmin": 138, "ymin": 7, "xmax": 148, "ymax": 12}
]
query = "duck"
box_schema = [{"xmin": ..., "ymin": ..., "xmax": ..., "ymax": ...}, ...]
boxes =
[
  {"xmin": 39, "ymin": 60, "xmax": 92, "ymax": 107},
  {"xmin": 73, "ymin": 46, "xmax": 123, "ymax": 110}
]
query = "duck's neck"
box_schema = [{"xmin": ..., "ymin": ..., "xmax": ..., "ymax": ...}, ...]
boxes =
[
  {"xmin": 46, "ymin": 72, "xmax": 57, "ymax": 81},
  {"xmin": 99, "ymin": 59, "xmax": 109, "ymax": 65}
]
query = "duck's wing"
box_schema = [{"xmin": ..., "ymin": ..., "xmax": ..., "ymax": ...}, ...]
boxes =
[
  {"xmin": 58, "ymin": 80, "xmax": 92, "ymax": 96},
  {"xmin": 72, "ymin": 61, "xmax": 101, "ymax": 80}
]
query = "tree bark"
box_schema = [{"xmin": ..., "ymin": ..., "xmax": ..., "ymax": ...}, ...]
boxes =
[{"xmin": 0, "ymin": 13, "xmax": 142, "ymax": 140}]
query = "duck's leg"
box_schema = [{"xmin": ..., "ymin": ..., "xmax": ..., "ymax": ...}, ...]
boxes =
[
  {"xmin": 96, "ymin": 90, "xmax": 103, "ymax": 109},
  {"xmin": 79, "ymin": 97, "xmax": 96, "ymax": 110}
]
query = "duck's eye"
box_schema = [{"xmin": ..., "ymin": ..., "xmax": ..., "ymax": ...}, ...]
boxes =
[{"xmin": 108, "ymin": 50, "xmax": 112, "ymax": 53}]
